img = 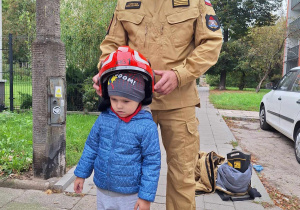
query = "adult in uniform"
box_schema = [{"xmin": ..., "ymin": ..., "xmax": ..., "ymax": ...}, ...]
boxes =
[{"xmin": 93, "ymin": 0, "xmax": 223, "ymax": 209}]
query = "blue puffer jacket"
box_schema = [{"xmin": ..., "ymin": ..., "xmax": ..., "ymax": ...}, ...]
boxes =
[{"xmin": 74, "ymin": 108, "xmax": 161, "ymax": 202}]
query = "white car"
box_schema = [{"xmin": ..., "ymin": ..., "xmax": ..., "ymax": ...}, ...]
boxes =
[{"xmin": 260, "ymin": 66, "xmax": 300, "ymax": 164}]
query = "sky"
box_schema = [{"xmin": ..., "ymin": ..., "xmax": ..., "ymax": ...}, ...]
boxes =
[{"xmin": 276, "ymin": 0, "xmax": 288, "ymax": 17}]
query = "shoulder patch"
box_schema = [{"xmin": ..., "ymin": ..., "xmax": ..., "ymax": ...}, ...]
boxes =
[
  {"xmin": 205, "ymin": 0, "xmax": 212, "ymax": 6},
  {"xmin": 125, "ymin": 1, "xmax": 141, "ymax": 9},
  {"xmin": 173, "ymin": 0, "xmax": 190, "ymax": 8},
  {"xmin": 205, "ymin": 15, "xmax": 220, "ymax": 31}
]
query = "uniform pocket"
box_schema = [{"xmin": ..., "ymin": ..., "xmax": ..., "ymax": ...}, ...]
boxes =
[
  {"xmin": 186, "ymin": 117, "xmax": 199, "ymax": 135},
  {"xmin": 167, "ymin": 8, "xmax": 199, "ymax": 47},
  {"xmin": 185, "ymin": 118, "xmax": 200, "ymax": 163},
  {"xmin": 117, "ymin": 11, "xmax": 145, "ymax": 44}
]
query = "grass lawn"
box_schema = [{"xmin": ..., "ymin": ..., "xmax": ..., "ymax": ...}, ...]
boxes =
[
  {"xmin": 0, "ymin": 111, "xmax": 98, "ymax": 176},
  {"xmin": 209, "ymin": 87, "xmax": 271, "ymax": 111}
]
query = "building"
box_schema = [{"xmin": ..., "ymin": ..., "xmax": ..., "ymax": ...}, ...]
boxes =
[{"xmin": 283, "ymin": 0, "xmax": 300, "ymax": 74}]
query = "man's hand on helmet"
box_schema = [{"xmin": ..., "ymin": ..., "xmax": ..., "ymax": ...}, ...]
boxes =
[
  {"xmin": 154, "ymin": 70, "xmax": 178, "ymax": 95},
  {"xmin": 93, "ymin": 74, "xmax": 102, "ymax": 97},
  {"xmin": 93, "ymin": 60, "xmax": 103, "ymax": 97}
]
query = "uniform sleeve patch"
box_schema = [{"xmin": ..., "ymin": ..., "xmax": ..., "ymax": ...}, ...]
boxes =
[
  {"xmin": 205, "ymin": 0, "xmax": 212, "ymax": 6},
  {"xmin": 173, "ymin": 0, "xmax": 190, "ymax": 7},
  {"xmin": 125, "ymin": 1, "xmax": 141, "ymax": 9},
  {"xmin": 205, "ymin": 15, "xmax": 220, "ymax": 31}
]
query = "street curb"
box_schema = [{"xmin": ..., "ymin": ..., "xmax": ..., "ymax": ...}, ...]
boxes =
[
  {"xmin": 0, "ymin": 167, "xmax": 76, "ymax": 192},
  {"xmin": 53, "ymin": 166, "xmax": 76, "ymax": 192},
  {"xmin": 0, "ymin": 176, "xmax": 59, "ymax": 191},
  {"xmin": 222, "ymin": 116, "xmax": 260, "ymax": 121}
]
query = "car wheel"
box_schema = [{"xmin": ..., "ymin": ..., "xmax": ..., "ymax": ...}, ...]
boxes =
[
  {"xmin": 259, "ymin": 105, "xmax": 271, "ymax": 130},
  {"xmin": 295, "ymin": 128, "xmax": 300, "ymax": 164}
]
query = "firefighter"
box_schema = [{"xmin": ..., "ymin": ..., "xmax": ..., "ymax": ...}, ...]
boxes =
[{"xmin": 93, "ymin": 0, "xmax": 223, "ymax": 209}]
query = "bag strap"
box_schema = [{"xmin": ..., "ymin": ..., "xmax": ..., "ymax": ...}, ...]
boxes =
[{"xmin": 205, "ymin": 152, "xmax": 215, "ymax": 193}]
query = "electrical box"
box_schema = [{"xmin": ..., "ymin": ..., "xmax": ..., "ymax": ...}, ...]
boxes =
[{"xmin": 48, "ymin": 77, "xmax": 66, "ymax": 125}]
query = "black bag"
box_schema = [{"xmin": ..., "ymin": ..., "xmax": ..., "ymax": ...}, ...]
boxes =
[{"xmin": 227, "ymin": 149, "xmax": 251, "ymax": 173}]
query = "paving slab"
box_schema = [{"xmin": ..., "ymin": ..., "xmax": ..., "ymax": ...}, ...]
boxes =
[
  {"xmin": 72, "ymin": 194, "xmax": 97, "ymax": 210},
  {"xmin": 1, "ymin": 202, "xmax": 51, "ymax": 210},
  {"xmin": 14, "ymin": 189, "xmax": 80, "ymax": 209},
  {"xmin": 0, "ymin": 187, "xmax": 25, "ymax": 208}
]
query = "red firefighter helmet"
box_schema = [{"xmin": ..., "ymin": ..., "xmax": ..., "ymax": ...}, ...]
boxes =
[{"xmin": 99, "ymin": 46, "xmax": 154, "ymax": 105}]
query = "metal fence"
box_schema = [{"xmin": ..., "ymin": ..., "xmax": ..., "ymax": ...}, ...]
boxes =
[
  {"xmin": 0, "ymin": 34, "xmax": 32, "ymax": 112},
  {"xmin": 0, "ymin": 34, "xmax": 100, "ymax": 112}
]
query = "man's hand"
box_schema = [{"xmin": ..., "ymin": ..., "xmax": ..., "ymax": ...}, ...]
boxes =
[
  {"xmin": 92, "ymin": 74, "xmax": 102, "ymax": 97},
  {"xmin": 134, "ymin": 198, "xmax": 150, "ymax": 210},
  {"xmin": 73, "ymin": 177, "xmax": 85, "ymax": 193},
  {"xmin": 154, "ymin": 70, "xmax": 178, "ymax": 95},
  {"xmin": 92, "ymin": 60, "xmax": 103, "ymax": 97}
]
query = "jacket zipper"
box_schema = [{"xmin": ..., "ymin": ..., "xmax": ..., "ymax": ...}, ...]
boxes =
[{"xmin": 107, "ymin": 118, "xmax": 121, "ymax": 190}]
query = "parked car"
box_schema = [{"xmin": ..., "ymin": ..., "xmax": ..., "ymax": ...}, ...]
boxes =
[{"xmin": 260, "ymin": 66, "xmax": 300, "ymax": 164}]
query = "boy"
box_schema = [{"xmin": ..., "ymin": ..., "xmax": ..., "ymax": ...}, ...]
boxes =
[{"xmin": 74, "ymin": 47, "xmax": 161, "ymax": 210}]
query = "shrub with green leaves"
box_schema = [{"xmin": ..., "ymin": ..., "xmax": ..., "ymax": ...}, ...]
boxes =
[
  {"xmin": 19, "ymin": 92, "xmax": 32, "ymax": 109},
  {"xmin": 82, "ymin": 77, "xmax": 100, "ymax": 112}
]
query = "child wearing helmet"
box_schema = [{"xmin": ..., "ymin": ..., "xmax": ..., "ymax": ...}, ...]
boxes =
[{"xmin": 73, "ymin": 46, "xmax": 161, "ymax": 210}]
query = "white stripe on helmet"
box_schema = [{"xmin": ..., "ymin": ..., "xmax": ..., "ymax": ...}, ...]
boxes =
[
  {"xmin": 102, "ymin": 51, "xmax": 115, "ymax": 67},
  {"xmin": 134, "ymin": 50, "xmax": 149, "ymax": 66}
]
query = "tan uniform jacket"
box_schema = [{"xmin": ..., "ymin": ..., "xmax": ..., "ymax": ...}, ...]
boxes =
[{"xmin": 100, "ymin": 0, "xmax": 223, "ymax": 110}]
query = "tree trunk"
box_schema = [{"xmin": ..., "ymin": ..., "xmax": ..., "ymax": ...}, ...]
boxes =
[
  {"xmin": 238, "ymin": 71, "xmax": 246, "ymax": 90},
  {"xmin": 219, "ymin": 28, "xmax": 229, "ymax": 90},
  {"xmin": 223, "ymin": 28, "xmax": 229, "ymax": 42},
  {"xmin": 32, "ymin": 0, "xmax": 66, "ymax": 179},
  {"xmin": 256, "ymin": 71, "xmax": 270, "ymax": 93},
  {"xmin": 219, "ymin": 70, "xmax": 226, "ymax": 90}
]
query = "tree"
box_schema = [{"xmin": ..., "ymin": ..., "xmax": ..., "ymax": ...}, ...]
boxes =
[
  {"xmin": 2, "ymin": 0, "xmax": 36, "ymax": 63},
  {"xmin": 246, "ymin": 18, "xmax": 287, "ymax": 92},
  {"xmin": 60, "ymin": 0, "xmax": 117, "ymax": 111},
  {"xmin": 211, "ymin": 0, "xmax": 282, "ymax": 90},
  {"xmin": 60, "ymin": 0, "xmax": 117, "ymax": 73}
]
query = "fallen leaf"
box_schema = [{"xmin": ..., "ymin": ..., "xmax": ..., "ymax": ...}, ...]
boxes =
[{"xmin": 45, "ymin": 189, "xmax": 53, "ymax": 194}]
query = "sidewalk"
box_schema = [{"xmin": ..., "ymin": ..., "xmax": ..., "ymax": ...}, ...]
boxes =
[{"xmin": 0, "ymin": 87, "xmax": 279, "ymax": 210}]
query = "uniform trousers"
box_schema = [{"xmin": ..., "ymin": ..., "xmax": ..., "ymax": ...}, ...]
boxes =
[{"xmin": 152, "ymin": 106, "xmax": 200, "ymax": 210}]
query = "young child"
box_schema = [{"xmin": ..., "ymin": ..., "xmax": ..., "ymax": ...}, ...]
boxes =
[{"xmin": 74, "ymin": 46, "xmax": 161, "ymax": 210}]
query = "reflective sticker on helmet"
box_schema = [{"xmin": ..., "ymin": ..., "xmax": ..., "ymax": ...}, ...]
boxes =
[
  {"xmin": 102, "ymin": 51, "xmax": 115, "ymax": 67},
  {"xmin": 118, "ymin": 46, "xmax": 129, "ymax": 52},
  {"xmin": 134, "ymin": 51, "xmax": 149, "ymax": 66}
]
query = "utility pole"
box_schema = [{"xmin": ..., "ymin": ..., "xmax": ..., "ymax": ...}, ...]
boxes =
[{"xmin": 32, "ymin": 0, "xmax": 67, "ymax": 179}]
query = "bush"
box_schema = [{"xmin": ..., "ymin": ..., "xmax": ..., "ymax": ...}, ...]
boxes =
[
  {"xmin": 206, "ymin": 72, "xmax": 260, "ymax": 89},
  {"xmin": 19, "ymin": 92, "xmax": 32, "ymax": 109},
  {"xmin": 66, "ymin": 64, "xmax": 84, "ymax": 111},
  {"xmin": 82, "ymin": 77, "xmax": 100, "ymax": 112},
  {"xmin": 0, "ymin": 103, "xmax": 7, "ymax": 112}
]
